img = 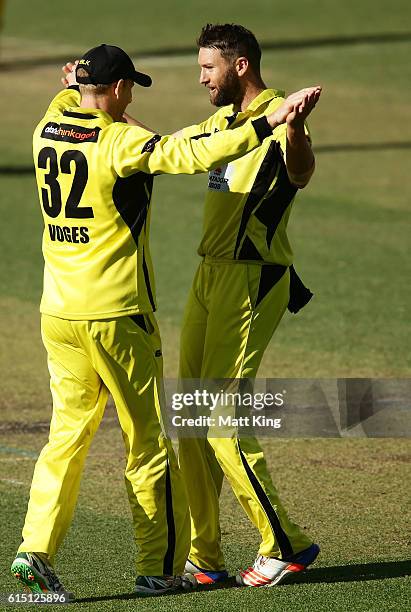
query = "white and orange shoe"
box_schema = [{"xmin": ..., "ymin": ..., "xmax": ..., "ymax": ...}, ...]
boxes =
[
  {"xmin": 236, "ymin": 543, "xmax": 320, "ymax": 587},
  {"xmin": 184, "ymin": 559, "xmax": 229, "ymax": 585}
]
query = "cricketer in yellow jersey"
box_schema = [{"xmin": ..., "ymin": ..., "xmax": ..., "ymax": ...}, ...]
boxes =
[
  {"xmin": 10, "ymin": 43, "xmax": 319, "ymax": 598},
  {"xmin": 174, "ymin": 25, "xmax": 322, "ymax": 588}
]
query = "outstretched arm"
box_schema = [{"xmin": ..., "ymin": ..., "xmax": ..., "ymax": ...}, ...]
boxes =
[
  {"xmin": 122, "ymin": 112, "xmax": 157, "ymax": 132},
  {"xmin": 285, "ymin": 87, "xmax": 322, "ymax": 187},
  {"xmin": 171, "ymin": 87, "xmax": 322, "ymax": 186},
  {"xmin": 109, "ymin": 86, "xmax": 321, "ymax": 177}
]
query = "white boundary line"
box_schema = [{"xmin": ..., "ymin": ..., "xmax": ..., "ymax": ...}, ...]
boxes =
[{"xmin": 0, "ymin": 445, "xmax": 38, "ymax": 459}]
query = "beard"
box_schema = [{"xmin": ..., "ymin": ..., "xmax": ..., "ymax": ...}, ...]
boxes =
[{"xmin": 210, "ymin": 67, "xmax": 242, "ymax": 107}]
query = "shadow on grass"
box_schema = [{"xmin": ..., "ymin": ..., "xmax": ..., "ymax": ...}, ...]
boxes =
[
  {"xmin": 280, "ymin": 559, "xmax": 411, "ymax": 585},
  {"xmin": 74, "ymin": 560, "xmax": 411, "ymax": 603},
  {"xmin": 74, "ymin": 579, "xmax": 238, "ymax": 604},
  {"xmin": 315, "ymin": 142, "xmax": 411, "ymax": 153},
  {"xmin": 1, "ymin": 31, "xmax": 411, "ymax": 71}
]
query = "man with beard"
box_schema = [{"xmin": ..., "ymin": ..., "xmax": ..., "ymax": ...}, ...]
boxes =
[{"xmin": 174, "ymin": 24, "xmax": 322, "ymax": 588}]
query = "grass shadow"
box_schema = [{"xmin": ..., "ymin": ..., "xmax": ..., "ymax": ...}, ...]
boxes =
[
  {"xmin": 1, "ymin": 31, "xmax": 411, "ymax": 71},
  {"xmin": 2, "ymin": 141, "xmax": 411, "ymax": 177},
  {"xmin": 283, "ymin": 559, "xmax": 411, "ymax": 585},
  {"xmin": 74, "ymin": 560, "xmax": 411, "ymax": 603}
]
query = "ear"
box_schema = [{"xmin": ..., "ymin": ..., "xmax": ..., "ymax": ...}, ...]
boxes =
[
  {"xmin": 113, "ymin": 79, "xmax": 125, "ymax": 99},
  {"xmin": 236, "ymin": 57, "xmax": 249, "ymax": 77}
]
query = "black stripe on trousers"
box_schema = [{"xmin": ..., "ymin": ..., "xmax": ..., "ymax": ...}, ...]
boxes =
[
  {"xmin": 238, "ymin": 443, "xmax": 293, "ymax": 559},
  {"xmin": 163, "ymin": 463, "xmax": 176, "ymax": 575}
]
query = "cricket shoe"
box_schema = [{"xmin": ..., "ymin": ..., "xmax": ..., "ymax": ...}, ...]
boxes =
[
  {"xmin": 11, "ymin": 552, "xmax": 74, "ymax": 600},
  {"xmin": 135, "ymin": 574, "xmax": 191, "ymax": 596},
  {"xmin": 184, "ymin": 559, "xmax": 229, "ymax": 585},
  {"xmin": 236, "ymin": 543, "xmax": 320, "ymax": 587}
]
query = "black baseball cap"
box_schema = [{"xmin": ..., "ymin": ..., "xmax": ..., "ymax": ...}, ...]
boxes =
[{"xmin": 76, "ymin": 44, "xmax": 152, "ymax": 87}]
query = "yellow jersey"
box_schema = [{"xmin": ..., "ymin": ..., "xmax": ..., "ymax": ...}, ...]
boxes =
[
  {"xmin": 34, "ymin": 87, "xmax": 272, "ymax": 319},
  {"xmin": 182, "ymin": 89, "xmax": 311, "ymax": 265}
]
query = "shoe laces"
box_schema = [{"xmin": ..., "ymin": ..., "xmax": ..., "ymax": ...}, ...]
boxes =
[
  {"xmin": 254, "ymin": 555, "xmax": 284, "ymax": 573},
  {"xmin": 255, "ymin": 555, "xmax": 269, "ymax": 568},
  {"xmin": 45, "ymin": 565, "xmax": 68, "ymax": 593},
  {"xmin": 31, "ymin": 554, "xmax": 66, "ymax": 593}
]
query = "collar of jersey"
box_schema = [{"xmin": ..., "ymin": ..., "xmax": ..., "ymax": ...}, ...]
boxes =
[
  {"xmin": 67, "ymin": 106, "xmax": 114, "ymax": 123},
  {"xmin": 245, "ymin": 88, "xmax": 285, "ymax": 112},
  {"xmin": 224, "ymin": 88, "xmax": 285, "ymax": 125}
]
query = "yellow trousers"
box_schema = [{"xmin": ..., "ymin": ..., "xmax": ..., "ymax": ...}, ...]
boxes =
[
  {"xmin": 19, "ymin": 313, "xmax": 190, "ymax": 576},
  {"xmin": 178, "ymin": 259, "xmax": 312, "ymax": 570}
]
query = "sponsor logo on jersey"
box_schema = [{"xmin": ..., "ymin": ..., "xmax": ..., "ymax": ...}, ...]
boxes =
[
  {"xmin": 41, "ymin": 122, "xmax": 100, "ymax": 144},
  {"xmin": 141, "ymin": 134, "xmax": 161, "ymax": 153},
  {"xmin": 208, "ymin": 163, "xmax": 234, "ymax": 192}
]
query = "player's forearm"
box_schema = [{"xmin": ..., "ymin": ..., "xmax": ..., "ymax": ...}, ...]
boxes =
[
  {"xmin": 285, "ymin": 121, "xmax": 315, "ymax": 188},
  {"xmin": 122, "ymin": 113, "xmax": 157, "ymax": 132},
  {"xmin": 172, "ymin": 115, "xmax": 216, "ymax": 139},
  {"xmin": 143, "ymin": 117, "xmax": 272, "ymax": 176}
]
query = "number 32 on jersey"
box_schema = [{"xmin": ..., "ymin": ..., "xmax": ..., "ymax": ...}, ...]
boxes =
[{"xmin": 37, "ymin": 147, "xmax": 93, "ymax": 244}]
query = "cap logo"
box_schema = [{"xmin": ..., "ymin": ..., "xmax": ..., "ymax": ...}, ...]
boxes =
[{"xmin": 78, "ymin": 59, "xmax": 91, "ymax": 65}]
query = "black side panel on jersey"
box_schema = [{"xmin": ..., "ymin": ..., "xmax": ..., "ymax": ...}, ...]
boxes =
[
  {"xmin": 237, "ymin": 236, "xmax": 263, "ymax": 260},
  {"xmin": 253, "ymin": 146, "xmax": 298, "ymax": 249},
  {"xmin": 113, "ymin": 173, "xmax": 156, "ymax": 311},
  {"xmin": 41, "ymin": 122, "xmax": 101, "ymax": 144},
  {"xmin": 234, "ymin": 142, "xmax": 279, "ymax": 259},
  {"xmin": 112, "ymin": 173, "xmax": 153, "ymax": 246}
]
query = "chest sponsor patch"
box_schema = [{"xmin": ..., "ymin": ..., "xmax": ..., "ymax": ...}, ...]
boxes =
[
  {"xmin": 41, "ymin": 122, "xmax": 100, "ymax": 143},
  {"xmin": 208, "ymin": 163, "xmax": 234, "ymax": 192}
]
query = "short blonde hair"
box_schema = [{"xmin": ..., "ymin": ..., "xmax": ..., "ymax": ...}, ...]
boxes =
[{"xmin": 77, "ymin": 68, "xmax": 111, "ymax": 95}]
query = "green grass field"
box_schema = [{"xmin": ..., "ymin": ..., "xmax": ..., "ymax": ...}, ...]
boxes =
[{"xmin": 0, "ymin": 1, "xmax": 410, "ymax": 610}]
